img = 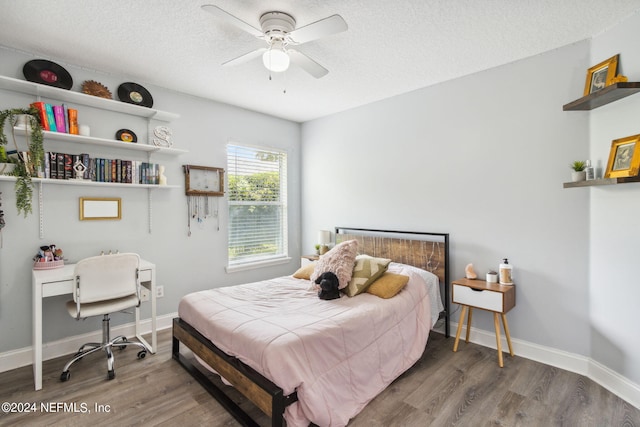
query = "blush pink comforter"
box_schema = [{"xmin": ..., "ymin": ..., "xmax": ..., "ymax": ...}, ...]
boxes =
[{"xmin": 178, "ymin": 264, "xmax": 432, "ymax": 426}]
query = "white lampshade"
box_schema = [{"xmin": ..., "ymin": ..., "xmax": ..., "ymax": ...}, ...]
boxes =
[
  {"xmin": 262, "ymin": 44, "xmax": 290, "ymax": 72},
  {"xmin": 318, "ymin": 230, "xmax": 331, "ymax": 245}
]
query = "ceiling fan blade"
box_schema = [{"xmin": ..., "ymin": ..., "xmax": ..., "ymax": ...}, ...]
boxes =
[
  {"xmin": 288, "ymin": 14, "xmax": 347, "ymax": 44},
  {"xmin": 222, "ymin": 48, "xmax": 267, "ymax": 67},
  {"xmin": 288, "ymin": 49, "xmax": 329, "ymax": 78},
  {"xmin": 201, "ymin": 4, "xmax": 264, "ymax": 38}
]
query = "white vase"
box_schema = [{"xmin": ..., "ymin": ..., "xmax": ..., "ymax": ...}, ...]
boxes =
[
  {"xmin": 0, "ymin": 163, "xmax": 16, "ymax": 175},
  {"xmin": 12, "ymin": 114, "xmax": 32, "ymax": 130},
  {"xmin": 571, "ymin": 171, "xmax": 586, "ymax": 182}
]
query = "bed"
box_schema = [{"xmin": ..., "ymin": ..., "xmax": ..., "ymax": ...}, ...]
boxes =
[{"xmin": 172, "ymin": 227, "xmax": 450, "ymax": 426}]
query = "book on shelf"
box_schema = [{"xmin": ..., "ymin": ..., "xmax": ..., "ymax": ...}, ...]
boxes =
[
  {"xmin": 116, "ymin": 159, "xmax": 122, "ymax": 183},
  {"xmin": 48, "ymin": 152, "xmax": 57, "ymax": 179},
  {"xmin": 88, "ymin": 158, "xmax": 96, "ymax": 181},
  {"xmin": 30, "ymin": 102, "xmax": 49, "ymax": 131},
  {"xmin": 124, "ymin": 160, "xmax": 132, "ymax": 183},
  {"xmin": 63, "ymin": 154, "xmax": 72, "ymax": 179},
  {"xmin": 63, "ymin": 104, "xmax": 69, "ymax": 134},
  {"xmin": 72, "ymin": 154, "xmax": 80, "ymax": 179},
  {"xmin": 44, "ymin": 104, "xmax": 57, "ymax": 132},
  {"xmin": 81, "ymin": 153, "xmax": 90, "ymax": 179},
  {"xmin": 56, "ymin": 153, "xmax": 64, "ymax": 179},
  {"xmin": 43, "ymin": 151, "xmax": 50, "ymax": 179},
  {"xmin": 52, "ymin": 105, "xmax": 67, "ymax": 133},
  {"xmin": 68, "ymin": 108, "xmax": 78, "ymax": 134}
]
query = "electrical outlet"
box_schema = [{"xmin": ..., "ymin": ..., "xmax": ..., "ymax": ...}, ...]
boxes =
[
  {"xmin": 156, "ymin": 285, "xmax": 164, "ymax": 298},
  {"xmin": 140, "ymin": 287, "xmax": 150, "ymax": 302}
]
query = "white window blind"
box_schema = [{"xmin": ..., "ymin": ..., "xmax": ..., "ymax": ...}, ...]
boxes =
[{"xmin": 227, "ymin": 144, "xmax": 288, "ymax": 266}]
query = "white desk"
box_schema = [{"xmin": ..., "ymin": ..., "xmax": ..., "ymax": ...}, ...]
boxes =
[{"xmin": 31, "ymin": 259, "xmax": 156, "ymax": 391}]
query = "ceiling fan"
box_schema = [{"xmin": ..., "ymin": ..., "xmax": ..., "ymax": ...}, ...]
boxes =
[{"xmin": 202, "ymin": 4, "xmax": 348, "ymax": 78}]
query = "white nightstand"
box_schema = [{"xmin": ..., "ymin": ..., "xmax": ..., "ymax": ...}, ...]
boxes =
[{"xmin": 452, "ymin": 278, "xmax": 516, "ymax": 367}]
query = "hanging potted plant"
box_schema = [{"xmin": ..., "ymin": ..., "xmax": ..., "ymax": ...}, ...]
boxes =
[{"xmin": 0, "ymin": 107, "xmax": 44, "ymax": 217}]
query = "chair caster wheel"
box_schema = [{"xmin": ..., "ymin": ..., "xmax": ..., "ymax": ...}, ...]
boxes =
[
  {"xmin": 108, "ymin": 370, "xmax": 115, "ymax": 380},
  {"xmin": 120, "ymin": 337, "xmax": 128, "ymax": 350},
  {"xmin": 137, "ymin": 350, "xmax": 147, "ymax": 359},
  {"xmin": 60, "ymin": 371, "xmax": 70, "ymax": 382}
]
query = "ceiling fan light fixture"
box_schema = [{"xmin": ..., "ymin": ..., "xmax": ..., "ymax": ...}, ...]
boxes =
[{"xmin": 263, "ymin": 47, "xmax": 290, "ymax": 72}]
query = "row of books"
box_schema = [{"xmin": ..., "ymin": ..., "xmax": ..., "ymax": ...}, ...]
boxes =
[
  {"xmin": 30, "ymin": 102, "xmax": 79, "ymax": 134},
  {"xmin": 44, "ymin": 152, "xmax": 162, "ymax": 184}
]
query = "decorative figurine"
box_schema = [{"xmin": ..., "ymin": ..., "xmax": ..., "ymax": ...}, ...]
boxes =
[
  {"xmin": 73, "ymin": 159, "xmax": 87, "ymax": 179},
  {"xmin": 465, "ymin": 263, "xmax": 477, "ymax": 279}
]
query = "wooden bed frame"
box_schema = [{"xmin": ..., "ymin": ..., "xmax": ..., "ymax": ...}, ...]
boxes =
[
  {"xmin": 334, "ymin": 227, "xmax": 450, "ymax": 337},
  {"xmin": 172, "ymin": 227, "xmax": 450, "ymax": 427}
]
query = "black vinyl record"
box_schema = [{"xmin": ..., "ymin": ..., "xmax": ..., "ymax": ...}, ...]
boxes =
[
  {"xmin": 115, "ymin": 129, "xmax": 137, "ymax": 143},
  {"xmin": 23, "ymin": 60, "xmax": 73, "ymax": 90},
  {"xmin": 117, "ymin": 82, "xmax": 153, "ymax": 108}
]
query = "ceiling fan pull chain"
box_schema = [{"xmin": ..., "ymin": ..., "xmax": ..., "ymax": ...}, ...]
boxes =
[
  {"xmin": 267, "ymin": 44, "xmax": 273, "ymax": 80},
  {"xmin": 283, "ymin": 69, "xmax": 287, "ymax": 94}
]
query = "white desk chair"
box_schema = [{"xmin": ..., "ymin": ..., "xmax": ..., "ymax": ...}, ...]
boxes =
[{"xmin": 60, "ymin": 253, "xmax": 148, "ymax": 382}]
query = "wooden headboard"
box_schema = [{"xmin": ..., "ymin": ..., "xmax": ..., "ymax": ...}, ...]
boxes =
[{"xmin": 335, "ymin": 226, "xmax": 450, "ymax": 337}]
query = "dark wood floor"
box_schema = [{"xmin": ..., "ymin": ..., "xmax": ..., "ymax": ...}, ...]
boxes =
[{"xmin": 1, "ymin": 328, "xmax": 638, "ymax": 426}]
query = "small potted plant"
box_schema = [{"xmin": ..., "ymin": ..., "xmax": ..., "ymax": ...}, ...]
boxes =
[
  {"xmin": 0, "ymin": 107, "xmax": 44, "ymax": 217},
  {"xmin": 570, "ymin": 160, "xmax": 586, "ymax": 182}
]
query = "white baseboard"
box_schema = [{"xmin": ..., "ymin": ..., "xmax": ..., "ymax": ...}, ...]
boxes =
[
  {"xmin": 1, "ymin": 315, "xmax": 638, "ymax": 409},
  {"xmin": 452, "ymin": 321, "xmax": 640, "ymax": 409},
  {"xmin": 0, "ymin": 312, "xmax": 177, "ymax": 374}
]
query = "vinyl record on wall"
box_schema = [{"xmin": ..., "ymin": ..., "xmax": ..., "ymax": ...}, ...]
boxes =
[
  {"xmin": 117, "ymin": 82, "xmax": 153, "ymax": 108},
  {"xmin": 23, "ymin": 60, "xmax": 73, "ymax": 90},
  {"xmin": 115, "ymin": 129, "xmax": 137, "ymax": 143}
]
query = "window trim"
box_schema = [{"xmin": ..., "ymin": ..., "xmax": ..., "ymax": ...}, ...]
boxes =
[
  {"xmin": 226, "ymin": 142, "xmax": 289, "ymax": 269},
  {"xmin": 225, "ymin": 256, "xmax": 292, "ymax": 274}
]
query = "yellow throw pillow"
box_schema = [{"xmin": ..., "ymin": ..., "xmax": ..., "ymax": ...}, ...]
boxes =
[
  {"xmin": 293, "ymin": 262, "xmax": 317, "ymax": 280},
  {"xmin": 343, "ymin": 255, "xmax": 391, "ymax": 297},
  {"xmin": 366, "ymin": 272, "xmax": 410, "ymax": 299}
]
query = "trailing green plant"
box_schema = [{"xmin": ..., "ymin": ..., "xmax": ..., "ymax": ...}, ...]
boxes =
[
  {"xmin": 570, "ymin": 160, "xmax": 586, "ymax": 172},
  {"xmin": 12, "ymin": 160, "xmax": 33, "ymax": 216},
  {"xmin": 0, "ymin": 107, "xmax": 44, "ymax": 217}
]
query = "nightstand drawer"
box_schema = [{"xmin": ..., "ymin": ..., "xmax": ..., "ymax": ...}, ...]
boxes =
[{"xmin": 453, "ymin": 284, "xmax": 504, "ymax": 312}]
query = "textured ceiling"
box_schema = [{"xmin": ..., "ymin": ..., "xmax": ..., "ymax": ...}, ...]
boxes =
[{"xmin": 1, "ymin": 0, "xmax": 640, "ymax": 122}]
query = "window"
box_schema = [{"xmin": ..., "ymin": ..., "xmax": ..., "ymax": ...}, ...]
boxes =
[{"xmin": 227, "ymin": 143, "xmax": 288, "ymax": 268}]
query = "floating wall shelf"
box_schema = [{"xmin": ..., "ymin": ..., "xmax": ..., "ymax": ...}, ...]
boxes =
[
  {"xmin": 0, "ymin": 75, "xmax": 179, "ymax": 121},
  {"xmin": 563, "ymin": 175, "xmax": 640, "ymax": 188},
  {"xmin": 563, "ymin": 82, "xmax": 640, "ymax": 111}
]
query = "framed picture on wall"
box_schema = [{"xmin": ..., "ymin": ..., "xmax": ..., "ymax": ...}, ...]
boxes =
[
  {"xmin": 584, "ymin": 54, "xmax": 619, "ymax": 96},
  {"xmin": 183, "ymin": 165, "xmax": 225, "ymax": 196},
  {"xmin": 604, "ymin": 134, "xmax": 640, "ymax": 178}
]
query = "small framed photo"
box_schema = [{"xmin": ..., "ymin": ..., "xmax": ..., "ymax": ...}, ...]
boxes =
[
  {"xmin": 604, "ymin": 134, "xmax": 640, "ymax": 178},
  {"xmin": 79, "ymin": 197, "xmax": 122, "ymax": 220},
  {"xmin": 584, "ymin": 54, "xmax": 619, "ymax": 96}
]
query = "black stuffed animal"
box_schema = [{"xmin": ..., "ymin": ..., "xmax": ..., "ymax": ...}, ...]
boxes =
[{"xmin": 315, "ymin": 271, "xmax": 341, "ymax": 300}]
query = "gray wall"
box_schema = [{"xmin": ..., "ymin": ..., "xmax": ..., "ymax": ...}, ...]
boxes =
[
  {"xmin": 302, "ymin": 39, "xmax": 592, "ymax": 356},
  {"xmin": 301, "ymin": 11, "xmax": 640, "ymax": 385},
  {"xmin": 0, "ymin": 47, "xmax": 302, "ymax": 351},
  {"xmin": 589, "ymin": 13, "xmax": 640, "ymax": 383}
]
